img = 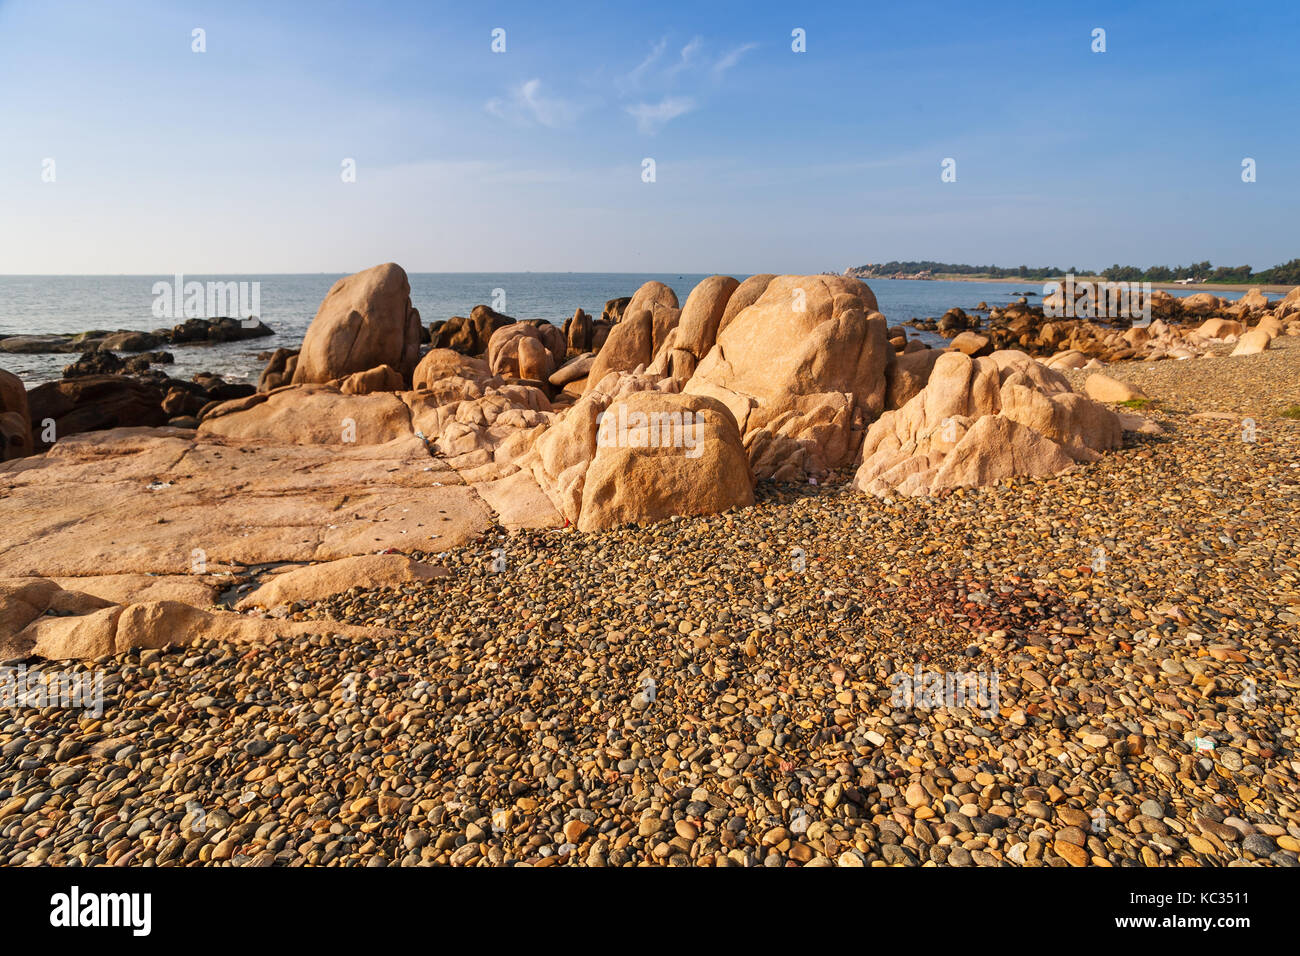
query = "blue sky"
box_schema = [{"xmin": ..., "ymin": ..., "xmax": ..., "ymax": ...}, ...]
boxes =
[{"xmin": 1, "ymin": 0, "xmax": 1296, "ymax": 274}]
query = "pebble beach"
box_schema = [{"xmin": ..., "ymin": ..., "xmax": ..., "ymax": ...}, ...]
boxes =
[{"xmin": 3, "ymin": 338, "xmax": 1297, "ymax": 868}]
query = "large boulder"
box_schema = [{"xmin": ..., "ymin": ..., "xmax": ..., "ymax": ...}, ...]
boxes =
[
  {"xmin": 684, "ymin": 274, "xmax": 888, "ymax": 480},
  {"xmin": 583, "ymin": 309, "xmax": 654, "ymax": 390},
  {"xmin": 577, "ymin": 391, "xmax": 754, "ymax": 531},
  {"xmin": 1196, "ymin": 318, "xmax": 1244, "ymax": 340},
  {"xmin": 1238, "ymin": 288, "xmax": 1269, "ymax": 312},
  {"xmin": 0, "ymin": 369, "xmax": 33, "ymax": 460},
  {"xmin": 402, "ymin": 380, "xmax": 553, "ymax": 483},
  {"xmin": 673, "ymin": 275, "xmax": 740, "ymax": 363},
  {"xmin": 292, "ymin": 263, "xmax": 422, "ymax": 385},
  {"xmin": 412, "ymin": 348, "xmax": 491, "ymax": 389},
  {"xmin": 524, "ymin": 381, "xmax": 753, "ymax": 532},
  {"xmin": 624, "ymin": 282, "xmax": 681, "ymax": 356},
  {"xmin": 564, "ymin": 308, "xmax": 592, "ymax": 355},
  {"xmin": 854, "ymin": 350, "xmax": 1121, "ymax": 497},
  {"xmin": 1231, "ymin": 328, "xmax": 1272, "ymax": 356}
]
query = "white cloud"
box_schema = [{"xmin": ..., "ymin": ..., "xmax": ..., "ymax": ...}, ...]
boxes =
[
  {"xmin": 625, "ymin": 96, "xmax": 696, "ymax": 134},
  {"xmin": 485, "ymin": 78, "xmax": 580, "ymax": 128},
  {"xmin": 713, "ymin": 42, "xmax": 757, "ymax": 75},
  {"xmin": 621, "ymin": 37, "xmax": 668, "ymax": 92},
  {"xmin": 665, "ymin": 36, "xmax": 704, "ymax": 78}
]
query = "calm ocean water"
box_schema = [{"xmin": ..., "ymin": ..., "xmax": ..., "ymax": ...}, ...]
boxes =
[{"xmin": 0, "ymin": 274, "xmax": 1252, "ymax": 387}]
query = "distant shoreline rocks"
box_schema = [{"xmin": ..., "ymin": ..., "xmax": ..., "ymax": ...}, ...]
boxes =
[{"xmin": 0, "ymin": 315, "xmax": 273, "ymax": 355}]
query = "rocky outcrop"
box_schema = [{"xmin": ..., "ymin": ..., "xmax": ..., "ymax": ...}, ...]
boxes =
[
  {"xmin": 854, "ymin": 350, "xmax": 1122, "ymax": 497},
  {"xmin": 258, "ymin": 348, "xmax": 299, "ymax": 391},
  {"xmin": 292, "ymin": 263, "xmax": 422, "ymax": 385},
  {"xmin": 403, "ymin": 379, "xmax": 554, "ymax": 484},
  {"xmin": 26, "ymin": 375, "xmax": 168, "ymax": 448},
  {"xmin": 487, "ymin": 322, "xmax": 566, "ymax": 381},
  {"xmin": 885, "ymin": 348, "xmax": 943, "ymax": 410},
  {"xmin": 601, "ymin": 297, "xmax": 632, "ymax": 323},
  {"xmin": 684, "ymin": 274, "xmax": 889, "ymax": 481},
  {"xmin": 433, "ymin": 304, "xmax": 516, "ymax": 356}
]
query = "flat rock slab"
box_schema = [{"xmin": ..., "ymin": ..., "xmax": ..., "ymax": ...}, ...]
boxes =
[
  {"xmin": 235, "ymin": 554, "xmax": 449, "ymax": 609},
  {"xmin": 0, "ymin": 427, "xmax": 493, "ymax": 578},
  {"xmin": 472, "ymin": 470, "xmax": 565, "ymax": 529},
  {"xmin": 49, "ymin": 573, "xmax": 222, "ymax": 607}
]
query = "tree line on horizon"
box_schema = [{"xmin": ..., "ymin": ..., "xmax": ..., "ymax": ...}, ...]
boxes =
[{"xmin": 851, "ymin": 259, "xmax": 1300, "ymax": 284}]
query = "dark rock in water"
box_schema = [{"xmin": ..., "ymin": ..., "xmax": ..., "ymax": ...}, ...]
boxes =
[
  {"xmin": 99, "ymin": 330, "xmax": 163, "ymax": 352},
  {"xmin": 64, "ymin": 350, "xmax": 125, "ymax": 378},
  {"xmin": 0, "ymin": 335, "xmax": 87, "ymax": 355},
  {"xmin": 0, "ymin": 317, "xmax": 274, "ymax": 355},
  {"xmin": 434, "ymin": 305, "xmax": 515, "ymax": 356},
  {"xmin": 208, "ymin": 382, "xmax": 256, "ymax": 401},
  {"xmin": 65, "ymin": 349, "xmax": 175, "ymax": 378},
  {"xmin": 936, "ymin": 307, "xmax": 973, "ymax": 334},
  {"xmin": 171, "ymin": 316, "xmax": 273, "ymax": 344},
  {"xmin": 258, "ymin": 348, "xmax": 299, "ymax": 392},
  {"xmin": 27, "ymin": 375, "xmax": 167, "ymax": 447},
  {"xmin": 124, "ymin": 351, "xmax": 174, "ymax": 374}
]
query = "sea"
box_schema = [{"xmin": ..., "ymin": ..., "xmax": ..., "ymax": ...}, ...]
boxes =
[{"xmin": 0, "ymin": 274, "xmax": 1254, "ymax": 388}]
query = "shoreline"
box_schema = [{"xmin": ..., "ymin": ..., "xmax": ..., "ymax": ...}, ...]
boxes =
[{"xmin": 871, "ymin": 274, "xmax": 1299, "ymax": 294}]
